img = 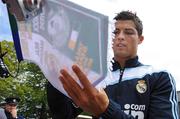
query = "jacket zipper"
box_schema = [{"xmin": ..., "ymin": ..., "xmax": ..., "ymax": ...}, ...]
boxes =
[{"xmin": 119, "ymin": 68, "xmax": 125, "ymax": 83}]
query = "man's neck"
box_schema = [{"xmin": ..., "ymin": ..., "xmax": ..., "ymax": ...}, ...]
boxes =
[
  {"xmin": 114, "ymin": 55, "xmax": 137, "ymax": 68},
  {"xmin": 114, "ymin": 58, "xmax": 126, "ymax": 68}
]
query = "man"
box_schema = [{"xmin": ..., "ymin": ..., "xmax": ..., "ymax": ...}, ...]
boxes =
[
  {"xmin": 47, "ymin": 11, "xmax": 179, "ymax": 119},
  {"xmin": 0, "ymin": 97, "xmax": 24, "ymax": 119}
]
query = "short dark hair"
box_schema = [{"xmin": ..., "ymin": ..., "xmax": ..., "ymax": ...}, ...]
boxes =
[{"xmin": 114, "ymin": 11, "xmax": 143, "ymax": 36}]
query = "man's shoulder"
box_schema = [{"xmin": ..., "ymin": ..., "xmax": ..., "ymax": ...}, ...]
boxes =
[
  {"xmin": 0, "ymin": 108, "xmax": 7, "ymax": 119},
  {"xmin": 137, "ymin": 64, "xmax": 169, "ymax": 74}
]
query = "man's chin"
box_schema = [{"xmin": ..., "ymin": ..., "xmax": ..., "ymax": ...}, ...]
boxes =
[{"xmin": 114, "ymin": 52, "xmax": 128, "ymax": 58}]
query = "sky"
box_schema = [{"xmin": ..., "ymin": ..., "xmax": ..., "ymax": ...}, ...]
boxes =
[
  {"xmin": 0, "ymin": 1, "xmax": 12, "ymax": 41},
  {"xmin": 0, "ymin": 0, "xmax": 180, "ymax": 90}
]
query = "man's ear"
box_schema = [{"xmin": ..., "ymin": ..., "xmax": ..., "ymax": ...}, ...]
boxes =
[{"xmin": 138, "ymin": 35, "xmax": 144, "ymax": 44}]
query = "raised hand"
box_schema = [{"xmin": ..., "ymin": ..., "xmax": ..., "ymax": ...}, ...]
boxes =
[{"xmin": 59, "ymin": 64, "xmax": 109, "ymax": 117}]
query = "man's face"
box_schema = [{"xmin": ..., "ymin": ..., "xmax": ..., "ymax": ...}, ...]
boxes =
[
  {"xmin": 112, "ymin": 20, "xmax": 144, "ymax": 60},
  {"xmin": 5, "ymin": 104, "xmax": 17, "ymax": 112}
]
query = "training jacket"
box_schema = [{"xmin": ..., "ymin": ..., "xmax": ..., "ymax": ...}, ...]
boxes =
[{"xmin": 47, "ymin": 56, "xmax": 179, "ymax": 119}]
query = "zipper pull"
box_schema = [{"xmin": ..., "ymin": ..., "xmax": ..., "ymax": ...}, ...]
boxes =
[{"xmin": 119, "ymin": 69, "xmax": 124, "ymax": 83}]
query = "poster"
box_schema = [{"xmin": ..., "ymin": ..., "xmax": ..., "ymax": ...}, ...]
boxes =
[{"xmin": 7, "ymin": 0, "xmax": 108, "ymax": 96}]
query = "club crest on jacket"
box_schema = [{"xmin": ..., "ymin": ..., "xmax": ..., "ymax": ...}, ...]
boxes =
[{"xmin": 136, "ymin": 80, "xmax": 147, "ymax": 93}]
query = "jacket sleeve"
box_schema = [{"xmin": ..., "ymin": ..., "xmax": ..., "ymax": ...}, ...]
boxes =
[
  {"xmin": 100, "ymin": 99, "xmax": 135, "ymax": 119},
  {"xmin": 46, "ymin": 82, "xmax": 82, "ymax": 119},
  {"xmin": 148, "ymin": 72, "xmax": 179, "ymax": 119}
]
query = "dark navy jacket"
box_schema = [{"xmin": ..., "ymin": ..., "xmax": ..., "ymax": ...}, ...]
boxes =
[{"xmin": 47, "ymin": 56, "xmax": 179, "ymax": 119}]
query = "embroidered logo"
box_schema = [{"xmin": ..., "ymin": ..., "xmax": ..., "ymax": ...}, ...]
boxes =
[{"xmin": 136, "ymin": 80, "xmax": 147, "ymax": 93}]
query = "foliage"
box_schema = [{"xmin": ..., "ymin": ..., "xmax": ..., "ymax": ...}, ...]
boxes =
[{"xmin": 0, "ymin": 40, "xmax": 50, "ymax": 118}]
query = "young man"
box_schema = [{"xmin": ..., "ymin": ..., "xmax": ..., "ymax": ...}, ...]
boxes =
[{"xmin": 47, "ymin": 11, "xmax": 179, "ymax": 119}]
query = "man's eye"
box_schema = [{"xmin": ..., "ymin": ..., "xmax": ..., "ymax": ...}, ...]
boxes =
[
  {"xmin": 124, "ymin": 30, "xmax": 135, "ymax": 35},
  {"xmin": 113, "ymin": 30, "xmax": 119, "ymax": 35}
]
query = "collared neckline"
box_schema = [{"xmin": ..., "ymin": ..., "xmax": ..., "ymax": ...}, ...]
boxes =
[{"xmin": 110, "ymin": 56, "xmax": 142, "ymax": 71}]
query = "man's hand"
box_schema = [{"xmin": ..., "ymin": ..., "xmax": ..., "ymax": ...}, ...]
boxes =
[
  {"xmin": 10, "ymin": 107, "xmax": 17, "ymax": 118},
  {"xmin": 59, "ymin": 65, "xmax": 109, "ymax": 117}
]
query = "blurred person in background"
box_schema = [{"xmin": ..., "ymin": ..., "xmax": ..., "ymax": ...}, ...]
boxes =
[{"xmin": 0, "ymin": 97, "xmax": 24, "ymax": 119}]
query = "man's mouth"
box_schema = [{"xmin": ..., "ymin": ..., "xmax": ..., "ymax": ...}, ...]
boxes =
[{"xmin": 117, "ymin": 43, "xmax": 126, "ymax": 47}]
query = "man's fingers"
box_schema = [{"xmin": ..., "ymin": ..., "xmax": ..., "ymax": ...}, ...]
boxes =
[
  {"xmin": 72, "ymin": 65, "xmax": 92, "ymax": 89},
  {"xmin": 60, "ymin": 69, "xmax": 73, "ymax": 80},
  {"xmin": 60, "ymin": 76, "xmax": 77, "ymax": 99},
  {"xmin": 59, "ymin": 70, "xmax": 82, "ymax": 104}
]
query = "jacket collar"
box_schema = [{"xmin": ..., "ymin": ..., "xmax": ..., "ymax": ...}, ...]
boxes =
[{"xmin": 111, "ymin": 56, "xmax": 142, "ymax": 71}]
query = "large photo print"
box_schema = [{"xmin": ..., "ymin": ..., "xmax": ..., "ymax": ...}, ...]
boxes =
[{"xmin": 8, "ymin": 0, "xmax": 108, "ymax": 96}]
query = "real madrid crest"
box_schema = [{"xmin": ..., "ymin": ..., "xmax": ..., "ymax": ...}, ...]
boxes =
[{"xmin": 136, "ymin": 80, "xmax": 147, "ymax": 93}]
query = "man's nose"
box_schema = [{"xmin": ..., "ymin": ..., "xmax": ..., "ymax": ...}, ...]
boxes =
[{"xmin": 117, "ymin": 31, "xmax": 125, "ymax": 41}]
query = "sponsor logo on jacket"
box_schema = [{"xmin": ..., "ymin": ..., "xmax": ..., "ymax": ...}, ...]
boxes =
[{"xmin": 124, "ymin": 104, "xmax": 145, "ymax": 119}]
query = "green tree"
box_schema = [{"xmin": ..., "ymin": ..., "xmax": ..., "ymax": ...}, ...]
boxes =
[{"xmin": 0, "ymin": 40, "xmax": 50, "ymax": 118}]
